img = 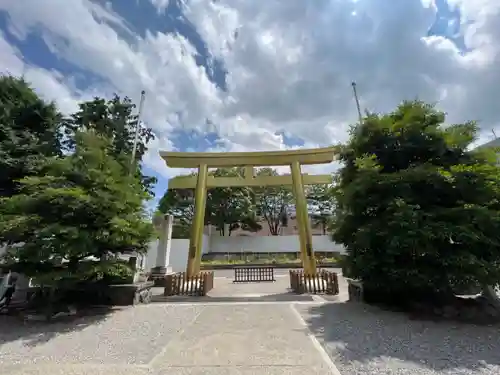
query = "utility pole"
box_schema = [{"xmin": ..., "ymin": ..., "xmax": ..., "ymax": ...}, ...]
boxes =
[
  {"xmin": 351, "ymin": 81, "xmax": 363, "ymax": 125},
  {"xmin": 130, "ymin": 90, "xmax": 146, "ymax": 175}
]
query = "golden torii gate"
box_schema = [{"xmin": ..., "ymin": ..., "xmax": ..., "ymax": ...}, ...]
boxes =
[{"xmin": 160, "ymin": 146, "xmax": 338, "ymax": 277}]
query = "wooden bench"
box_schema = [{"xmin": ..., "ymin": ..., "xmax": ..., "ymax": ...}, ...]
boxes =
[{"xmin": 233, "ymin": 266, "xmax": 276, "ymax": 283}]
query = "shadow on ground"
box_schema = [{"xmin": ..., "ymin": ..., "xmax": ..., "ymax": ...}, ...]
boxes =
[
  {"xmin": 300, "ymin": 302, "xmax": 500, "ymax": 372},
  {"xmin": 0, "ymin": 306, "xmax": 117, "ymax": 348},
  {"xmin": 152, "ymin": 292, "xmax": 315, "ymax": 304}
]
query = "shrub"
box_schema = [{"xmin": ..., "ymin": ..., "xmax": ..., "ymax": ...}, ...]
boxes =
[{"xmin": 331, "ymin": 101, "xmax": 500, "ymax": 307}]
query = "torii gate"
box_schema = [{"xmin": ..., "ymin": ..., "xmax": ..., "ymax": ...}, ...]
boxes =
[{"xmin": 160, "ymin": 146, "xmax": 338, "ymax": 277}]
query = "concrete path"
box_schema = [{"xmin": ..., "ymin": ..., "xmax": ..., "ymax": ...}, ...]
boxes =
[
  {"xmin": 3, "ymin": 271, "xmax": 500, "ymax": 375},
  {"xmin": 0, "ymin": 303, "xmax": 339, "ymax": 375}
]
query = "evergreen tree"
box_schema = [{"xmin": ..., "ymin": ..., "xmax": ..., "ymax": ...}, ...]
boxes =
[
  {"xmin": 0, "ymin": 75, "xmax": 62, "ymax": 198},
  {"xmin": 332, "ymin": 100, "xmax": 500, "ymax": 306},
  {"xmin": 0, "ymin": 130, "xmax": 153, "ymax": 282}
]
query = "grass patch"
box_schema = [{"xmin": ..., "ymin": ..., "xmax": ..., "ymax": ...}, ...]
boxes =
[{"xmin": 201, "ymin": 255, "xmax": 339, "ymax": 266}]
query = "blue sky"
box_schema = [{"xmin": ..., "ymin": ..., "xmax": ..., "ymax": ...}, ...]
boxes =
[{"xmin": 0, "ymin": 0, "xmax": 498, "ymax": 212}]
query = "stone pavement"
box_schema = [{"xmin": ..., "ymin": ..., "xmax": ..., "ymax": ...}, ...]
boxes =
[
  {"xmin": 0, "ymin": 275, "xmax": 341, "ymax": 375},
  {"xmin": 3, "ymin": 271, "xmax": 497, "ymax": 375},
  {"xmin": 0, "ymin": 304, "xmax": 339, "ymax": 375}
]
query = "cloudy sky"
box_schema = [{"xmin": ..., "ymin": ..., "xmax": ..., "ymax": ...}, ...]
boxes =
[{"xmin": 0, "ymin": 0, "xmax": 499, "ymax": 209}]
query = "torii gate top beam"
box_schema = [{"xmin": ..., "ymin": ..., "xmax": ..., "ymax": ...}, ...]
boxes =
[{"xmin": 159, "ymin": 146, "xmax": 339, "ymax": 169}]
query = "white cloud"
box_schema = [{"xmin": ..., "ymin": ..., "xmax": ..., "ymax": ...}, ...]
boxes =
[
  {"xmin": 0, "ymin": 31, "xmax": 84, "ymax": 114},
  {"xmin": 142, "ymin": 133, "xmax": 177, "ymax": 180},
  {"xmin": 443, "ymin": 0, "xmax": 500, "ymax": 144},
  {"xmin": 0, "ymin": 0, "xmax": 499, "ymax": 180},
  {"xmin": 0, "ymin": 31, "xmax": 24, "ymax": 76}
]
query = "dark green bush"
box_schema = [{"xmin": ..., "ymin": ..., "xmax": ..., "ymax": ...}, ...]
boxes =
[{"xmin": 332, "ymin": 101, "xmax": 500, "ymax": 307}]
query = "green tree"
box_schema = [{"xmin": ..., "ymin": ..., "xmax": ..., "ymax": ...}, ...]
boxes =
[
  {"xmin": 155, "ymin": 187, "xmax": 194, "ymax": 239},
  {"xmin": 0, "ymin": 130, "xmax": 154, "ymax": 281},
  {"xmin": 170, "ymin": 218, "xmax": 192, "ymax": 239},
  {"xmin": 63, "ymin": 95, "xmax": 156, "ymax": 194},
  {"xmin": 157, "ymin": 168, "xmax": 261, "ymax": 236},
  {"xmin": 206, "ymin": 168, "xmax": 261, "ymax": 235},
  {"xmin": 307, "ymin": 184, "xmax": 335, "ymax": 235},
  {"xmin": 153, "ymin": 212, "xmax": 192, "ymax": 239},
  {"xmin": 332, "ymin": 100, "xmax": 500, "ymax": 307},
  {"xmin": 0, "ymin": 75, "xmax": 62, "ymax": 199},
  {"xmin": 255, "ymin": 168, "xmax": 293, "ymax": 235}
]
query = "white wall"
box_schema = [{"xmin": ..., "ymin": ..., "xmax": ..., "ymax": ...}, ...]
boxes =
[
  {"xmin": 207, "ymin": 235, "xmax": 345, "ymax": 254},
  {"xmin": 4, "ymin": 235, "xmax": 344, "ymax": 274},
  {"xmin": 144, "ymin": 234, "xmax": 210, "ymax": 273},
  {"xmin": 143, "ymin": 234, "xmax": 345, "ymax": 272}
]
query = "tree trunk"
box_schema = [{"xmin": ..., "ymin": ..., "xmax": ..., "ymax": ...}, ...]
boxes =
[{"xmin": 269, "ymin": 221, "xmax": 280, "ymax": 236}]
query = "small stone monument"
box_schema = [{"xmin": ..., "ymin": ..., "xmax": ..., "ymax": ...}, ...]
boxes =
[{"xmin": 151, "ymin": 214, "xmax": 174, "ymax": 286}]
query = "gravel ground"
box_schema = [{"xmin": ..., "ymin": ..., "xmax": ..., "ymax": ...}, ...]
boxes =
[
  {"xmin": 0, "ymin": 304, "xmax": 204, "ymax": 368},
  {"xmin": 296, "ymin": 301, "xmax": 500, "ymax": 375},
  {"xmin": 5, "ymin": 268, "xmax": 496, "ymax": 375}
]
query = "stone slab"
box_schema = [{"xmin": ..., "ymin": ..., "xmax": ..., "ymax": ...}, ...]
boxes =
[
  {"xmin": 151, "ymin": 304, "xmax": 329, "ymax": 368},
  {"xmin": 156, "ymin": 365, "xmax": 329, "ymax": 375},
  {"xmin": 9, "ymin": 364, "xmax": 329, "ymax": 375},
  {"xmin": 206, "ymin": 275, "xmax": 293, "ymax": 297}
]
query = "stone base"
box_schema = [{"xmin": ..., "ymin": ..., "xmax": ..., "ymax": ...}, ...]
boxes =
[
  {"xmin": 152, "ymin": 278, "xmax": 167, "ymax": 287},
  {"xmin": 107, "ymin": 281, "xmax": 154, "ymax": 306},
  {"xmin": 150, "ymin": 266, "xmax": 173, "ymax": 287},
  {"xmin": 346, "ymin": 279, "xmax": 364, "ymax": 302},
  {"xmin": 6, "ymin": 281, "xmax": 155, "ymax": 319},
  {"xmin": 151, "ymin": 266, "xmax": 172, "ymax": 275}
]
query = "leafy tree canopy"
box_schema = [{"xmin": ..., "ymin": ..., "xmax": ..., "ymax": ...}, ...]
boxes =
[
  {"xmin": 158, "ymin": 167, "xmax": 261, "ymax": 237},
  {"xmin": 157, "ymin": 172, "xmax": 200, "ymax": 239},
  {"xmin": 254, "ymin": 167, "xmax": 293, "ymax": 236},
  {"xmin": 306, "ymin": 184, "xmax": 335, "ymax": 235},
  {"xmin": 0, "ymin": 130, "xmax": 154, "ymax": 280},
  {"xmin": 63, "ymin": 95, "xmax": 156, "ymax": 194},
  {"xmin": 332, "ymin": 100, "xmax": 500, "ymax": 304},
  {"xmin": 0, "ymin": 75, "xmax": 62, "ymax": 198}
]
